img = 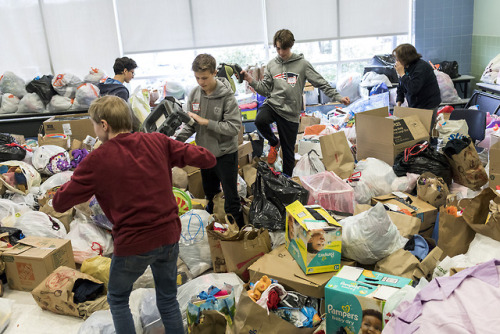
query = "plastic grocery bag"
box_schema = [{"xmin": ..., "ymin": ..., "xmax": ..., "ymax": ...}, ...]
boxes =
[
  {"xmin": 352, "ymin": 158, "xmax": 397, "ymax": 204},
  {"xmin": 16, "ymin": 93, "xmax": 45, "ymax": 113},
  {"xmin": 129, "ymin": 87, "xmax": 151, "ymax": 125},
  {"xmin": 81, "ymin": 255, "xmax": 111, "ymax": 290},
  {"xmin": 66, "ymin": 217, "xmax": 114, "ymax": 263},
  {"xmin": 340, "ymin": 203, "xmax": 407, "ymax": 264},
  {"xmin": 179, "ymin": 210, "xmax": 214, "ymax": 277},
  {"xmin": 0, "ymin": 160, "xmax": 41, "ymax": 195},
  {"xmin": 39, "ymin": 171, "xmax": 73, "ymax": 196},
  {"xmin": 32, "ymin": 145, "xmax": 71, "ymax": 175},
  {"xmin": 84, "ymin": 67, "xmax": 107, "ymax": 84},
  {"xmin": 0, "ymin": 94, "xmax": 20, "ymax": 114},
  {"xmin": 434, "ymin": 70, "xmax": 461, "ymax": 103},
  {"xmin": 47, "ymin": 95, "xmax": 72, "ymax": 112},
  {"xmin": 89, "ymin": 197, "xmax": 113, "ymax": 231},
  {"xmin": 292, "ymin": 150, "xmax": 325, "ymax": 177},
  {"xmin": 78, "ymin": 309, "xmax": 143, "ymax": 334},
  {"xmin": 360, "ymin": 71, "xmax": 392, "ymax": 87},
  {"xmin": 237, "ymin": 173, "xmax": 247, "ymax": 198},
  {"xmin": 9, "ymin": 211, "xmax": 67, "ymax": 238},
  {"xmin": 0, "ymin": 198, "xmax": 31, "ymax": 222},
  {"xmin": 0, "ymin": 71, "xmax": 27, "ymax": 98},
  {"xmin": 336, "ymin": 73, "xmax": 361, "ymax": 102},
  {"xmin": 72, "ymin": 83, "xmax": 99, "ymax": 110},
  {"xmin": 52, "ymin": 73, "xmax": 82, "ymax": 98}
]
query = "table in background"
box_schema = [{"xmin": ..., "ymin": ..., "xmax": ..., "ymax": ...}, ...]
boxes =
[
  {"xmin": 452, "ymin": 75, "xmax": 475, "ymax": 98},
  {"xmin": 476, "ymin": 82, "xmax": 500, "ymax": 95}
]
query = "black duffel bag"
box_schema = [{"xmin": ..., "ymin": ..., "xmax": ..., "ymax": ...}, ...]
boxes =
[
  {"xmin": 437, "ymin": 61, "xmax": 459, "ymax": 79},
  {"xmin": 249, "ymin": 162, "xmax": 309, "ymax": 231}
]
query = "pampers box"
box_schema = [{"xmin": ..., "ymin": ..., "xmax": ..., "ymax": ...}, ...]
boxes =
[
  {"xmin": 285, "ymin": 200, "xmax": 342, "ymax": 275},
  {"xmin": 325, "ymin": 266, "xmax": 412, "ymax": 333}
]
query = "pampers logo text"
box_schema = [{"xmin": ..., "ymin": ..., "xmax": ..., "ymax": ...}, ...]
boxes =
[{"xmin": 327, "ymin": 304, "xmax": 359, "ymax": 321}]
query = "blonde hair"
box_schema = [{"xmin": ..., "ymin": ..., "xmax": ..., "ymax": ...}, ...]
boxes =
[
  {"xmin": 89, "ymin": 95, "xmax": 133, "ymax": 132},
  {"xmin": 192, "ymin": 54, "xmax": 216, "ymax": 73}
]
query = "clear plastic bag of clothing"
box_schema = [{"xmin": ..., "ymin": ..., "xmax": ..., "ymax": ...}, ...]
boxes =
[
  {"xmin": 0, "ymin": 93, "xmax": 19, "ymax": 114},
  {"xmin": 16, "ymin": 93, "xmax": 45, "ymax": 113},
  {"xmin": 0, "ymin": 71, "xmax": 27, "ymax": 98}
]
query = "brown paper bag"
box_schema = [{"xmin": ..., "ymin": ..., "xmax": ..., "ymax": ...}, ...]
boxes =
[
  {"xmin": 462, "ymin": 187, "xmax": 500, "ymax": 241},
  {"xmin": 416, "ymin": 172, "xmax": 450, "ymax": 208},
  {"xmin": 437, "ymin": 205, "xmax": 475, "ymax": 257},
  {"xmin": 192, "ymin": 310, "xmax": 230, "ymax": 334},
  {"xmin": 31, "ymin": 266, "xmax": 105, "ymax": 318},
  {"xmin": 213, "ymin": 192, "xmax": 226, "ymax": 218},
  {"xmin": 220, "ymin": 226, "xmax": 272, "ymax": 281},
  {"xmin": 445, "ymin": 141, "xmax": 488, "ymax": 190},
  {"xmin": 319, "ymin": 131, "xmax": 355, "ymax": 179},
  {"xmin": 233, "ymin": 293, "xmax": 317, "ymax": 334},
  {"xmin": 298, "ymin": 115, "xmax": 321, "ymax": 133},
  {"xmin": 206, "ymin": 215, "xmax": 240, "ymax": 273}
]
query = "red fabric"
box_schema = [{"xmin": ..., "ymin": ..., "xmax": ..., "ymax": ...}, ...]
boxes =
[
  {"xmin": 437, "ymin": 105, "xmax": 454, "ymax": 115},
  {"xmin": 239, "ymin": 101, "xmax": 258, "ymax": 110},
  {"xmin": 266, "ymin": 289, "xmax": 281, "ymax": 310},
  {"xmin": 53, "ymin": 132, "xmax": 216, "ymax": 256}
]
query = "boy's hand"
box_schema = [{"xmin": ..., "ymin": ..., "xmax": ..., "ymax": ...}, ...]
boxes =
[
  {"xmin": 240, "ymin": 70, "xmax": 253, "ymax": 84},
  {"xmin": 340, "ymin": 96, "xmax": 351, "ymax": 106},
  {"xmin": 188, "ymin": 112, "xmax": 209, "ymax": 126}
]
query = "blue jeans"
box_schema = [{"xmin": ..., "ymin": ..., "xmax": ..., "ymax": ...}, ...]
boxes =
[{"xmin": 107, "ymin": 243, "xmax": 184, "ymax": 334}]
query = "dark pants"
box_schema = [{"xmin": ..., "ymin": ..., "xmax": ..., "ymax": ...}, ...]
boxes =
[
  {"xmin": 201, "ymin": 151, "xmax": 244, "ymax": 228},
  {"xmin": 254, "ymin": 104, "xmax": 299, "ymax": 177}
]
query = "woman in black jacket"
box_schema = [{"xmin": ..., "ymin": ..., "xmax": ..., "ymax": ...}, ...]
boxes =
[{"xmin": 393, "ymin": 44, "xmax": 441, "ymax": 109}]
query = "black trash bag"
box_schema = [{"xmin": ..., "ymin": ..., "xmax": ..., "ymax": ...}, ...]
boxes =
[
  {"xmin": 436, "ymin": 61, "xmax": 459, "ymax": 79},
  {"xmin": 393, "ymin": 141, "xmax": 453, "ymax": 186},
  {"xmin": 0, "ymin": 133, "xmax": 26, "ymax": 162},
  {"xmin": 249, "ymin": 162, "xmax": 309, "ymax": 231},
  {"xmin": 26, "ymin": 75, "xmax": 57, "ymax": 106},
  {"xmin": 0, "ymin": 226, "xmax": 25, "ymax": 245}
]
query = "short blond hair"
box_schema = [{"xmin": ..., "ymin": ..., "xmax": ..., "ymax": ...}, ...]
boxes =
[
  {"xmin": 192, "ymin": 54, "xmax": 216, "ymax": 73},
  {"xmin": 89, "ymin": 95, "xmax": 133, "ymax": 132}
]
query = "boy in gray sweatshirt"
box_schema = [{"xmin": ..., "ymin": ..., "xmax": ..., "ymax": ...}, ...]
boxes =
[
  {"xmin": 242, "ymin": 29, "xmax": 350, "ymax": 176},
  {"xmin": 176, "ymin": 54, "xmax": 244, "ymax": 228}
]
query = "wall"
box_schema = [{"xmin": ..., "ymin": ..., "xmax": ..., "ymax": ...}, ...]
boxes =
[
  {"xmin": 471, "ymin": 0, "xmax": 500, "ymax": 84},
  {"xmin": 414, "ymin": 0, "xmax": 474, "ymax": 76}
]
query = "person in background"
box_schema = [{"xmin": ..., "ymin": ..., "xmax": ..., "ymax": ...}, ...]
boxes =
[
  {"xmin": 176, "ymin": 54, "xmax": 245, "ymax": 228},
  {"xmin": 52, "ymin": 96, "xmax": 216, "ymax": 334},
  {"xmin": 393, "ymin": 43, "xmax": 441, "ymax": 109},
  {"xmin": 241, "ymin": 29, "xmax": 350, "ymax": 177},
  {"xmin": 98, "ymin": 56, "xmax": 137, "ymax": 101}
]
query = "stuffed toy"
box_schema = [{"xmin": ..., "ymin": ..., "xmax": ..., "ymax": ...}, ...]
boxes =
[{"xmin": 248, "ymin": 275, "xmax": 272, "ymax": 301}]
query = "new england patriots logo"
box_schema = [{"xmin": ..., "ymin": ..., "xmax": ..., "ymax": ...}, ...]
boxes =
[{"xmin": 273, "ymin": 72, "xmax": 299, "ymax": 87}]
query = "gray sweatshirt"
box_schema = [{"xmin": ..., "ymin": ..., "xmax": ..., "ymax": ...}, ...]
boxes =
[
  {"xmin": 176, "ymin": 78, "xmax": 242, "ymax": 158},
  {"xmin": 250, "ymin": 53, "xmax": 342, "ymax": 123}
]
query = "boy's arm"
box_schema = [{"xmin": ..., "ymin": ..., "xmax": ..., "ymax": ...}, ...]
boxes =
[
  {"xmin": 52, "ymin": 155, "xmax": 96, "ymax": 213},
  {"xmin": 206, "ymin": 95, "xmax": 241, "ymax": 136},
  {"xmin": 305, "ymin": 61, "xmax": 342, "ymax": 102},
  {"xmin": 166, "ymin": 135, "xmax": 217, "ymax": 169},
  {"xmin": 248, "ymin": 66, "xmax": 273, "ymax": 97}
]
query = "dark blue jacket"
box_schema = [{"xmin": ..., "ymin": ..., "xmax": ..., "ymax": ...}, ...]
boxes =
[
  {"xmin": 98, "ymin": 78, "xmax": 129, "ymax": 101},
  {"xmin": 397, "ymin": 59, "xmax": 441, "ymax": 109}
]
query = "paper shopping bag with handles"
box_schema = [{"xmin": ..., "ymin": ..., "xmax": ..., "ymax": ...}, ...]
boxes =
[
  {"xmin": 437, "ymin": 200, "xmax": 476, "ymax": 257},
  {"xmin": 319, "ymin": 131, "xmax": 355, "ymax": 179},
  {"xmin": 232, "ymin": 292, "xmax": 318, "ymax": 334},
  {"xmin": 220, "ymin": 225, "xmax": 271, "ymax": 281},
  {"xmin": 462, "ymin": 187, "xmax": 500, "ymax": 241},
  {"xmin": 206, "ymin": 214, "xmax": 240, "ymax": 273}
]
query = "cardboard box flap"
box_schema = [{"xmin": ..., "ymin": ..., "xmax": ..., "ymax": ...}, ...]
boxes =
[
  {"xmin": 334, "ymin": 266, "xmax": 412, "ymax": 289},
  {"xmin": 393, "ymin": 106, "xmax": 434, "ymax": 134},
  {"xmin": 18, "ymin": 236, "xmax": 66, "ymax": 249},
  {"xmin": 358, "ymin": 107, "xmax": 390, "ymax": 117},
  {"xmin": 2, "ymin": 243, "xmax": 32, "ymax": 256},
  {"xmin": 392, "ymin": 114, "xmax": 428, "ymax": 145}
]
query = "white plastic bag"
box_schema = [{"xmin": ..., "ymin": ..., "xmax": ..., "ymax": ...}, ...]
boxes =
[
  {"xmin": 292, "ymin": 150, "xmax": 325, "ymax": 177},
  {"xmin": 39, "ymin": 171, "xmax": 73, "ymax": 196},
  {"xmin": 0, "ymin": 93, "xmax": 20, "ymax": 114},
  {"xmin": 435, "ymin": 118, "xmax": 469, "ymax": 145},
  {"xmin": 52, "ymin": 73, "xmax": 82, "ymax": 98},
  {"xmin": 72, "ymin": 83, "xmax": 99, "ymax": 110},
  {"xmin": 129, "ymin": 87, "xmax": 151, "ymax": 124},
  {"xmin": 434, "ymin": 70, "xmax": 461, "ymax": 103},
  {"xmin": 16, "ymin": 93, "xmax": 45, "ymax": 113},
  {"xmin": 10, "ymin": 211, "xmax": 67, "ymax": 238},
  {"xmin": 84, "ymin": 67, "xmax": 107, "ymax": 84},
  {"xmin": 340, "ymin": 203, "xmax": 407, "ymax": 264},
  {"xmin": 0, "ymin": 198, "xmax": 31, "ymax": 222},
  {"xmin": 360, "ymin": 71, "xmax": 392, "ymax": 87},
  {"xmin": 383, "ymin": 278, "xmax": 428, "ymax": 324},
  {"xmin": 0, "ymin": 160, "xmax": 41, "ymax": 195},
  {"xmin": 48, "ymin": 95, "xmax": 72, "ymax": 112},
  {"xmin": 465, "ymin": 233, "xmax": 500, "ymax": 264},
  {"xmin": 237, "ymin": 173, "xmax": 247, "ymax": 198},
  {"xmin": 65, "ymin": 217, "xmax": 114, "ymax": 264},
  {"xmin": 32, "ymin": 145, "xmax": 71, "ymax": 175},
  {"xmin": 139, "ymin": 288, "xmax": 163, "ymax": 333},
  {"xmin": 0, "ymin": 71, "xmax": 27, "ymax": 98},
  {"xmin": 78, "ymin": 309, "xmax": 143, "ymax": 334},
  {"xmin": 336, "ymin": 73, "xmax": 361, "ymax": 102},
  {"xmin": 481, "ymin": 53, "xmax": 500, "ymax": 84},
  {"xmin": 352, "ymin": 158, "xmax": 397, "ymax": 204},
  {"xmin": 179, "ymin": 210, "xmax": 214, "ymax": 277}
]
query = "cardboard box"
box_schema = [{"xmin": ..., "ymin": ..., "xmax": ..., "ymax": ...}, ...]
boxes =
[
  {"xmin": 371, "ymin": 192, "xmax": 437, "ymax": 237},
  {"xmin": 238, "ymin": 141, "xmax": 253, "ymax": 158},
  {"xmin": 325, "ymin": 266, "xmax": 412, "ymax": 333},
  {"xmin": 238, "ymin": 125, "xmax": 244, "ymax": 145},
  {"xmin": 37, "ymin": 134, "xmax": 70, "ymax": 150},
  {"xmin": 285, "ymin": 201, "xmax": 342, "ymax": 275},
  {"xmin": 2, "ymin": 236, "xmax": 75, "ymax": 291},
  {"xmin": 298, "ymin": 115, "xmax": 321, "ymax": 133},
  {"xmin": 248, "ymin": 245, "xmax": 335, "ymax": 299},
  {"xmin": 297, "ymin": 139, "xmax": 322, "ymax": 158},
  {"xmin": 43, "ymin": 113, "xmax": 95, "ymax": 142},
  {"xmin": 187, "ymin": 169, "xmax": 205, "ymax": 199},
  {"xmin": 355, "ymin": 107, "xmax": 432, "ymax": 165},
  {"xmin": 489, "ymin": 135, "xmax": 500, "ymax": 190}
]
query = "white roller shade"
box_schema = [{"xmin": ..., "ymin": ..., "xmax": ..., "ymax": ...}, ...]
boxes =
[
  {"xmin": 266, "ymin": 0, "xmax": 338, "ymax": 43},
  {"xmin": 41, "ymin": 0, "xmax": 121, "ymax": 76},
  {"xmin": 339, "ymin": 0, "xmax": 410, "ymax": 37},
  {"xmin": 0, "ymin": 0, "xmax": 52, "ymax": 79},
  {"xmin": 117, "ymin": 0, "xmax": 194, "ymax": 53}
]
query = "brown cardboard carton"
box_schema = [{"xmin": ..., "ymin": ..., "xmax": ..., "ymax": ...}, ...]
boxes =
[
  {"xmin": 238, "ymin": 141, "xmax": 253, "ymax": 158},
  {"xmin": 238, "ymin": 126, "xmax": 244, "ymax": 145},
  {"xmin": 2, "ymin": 236, "xmax": 75, "ymax": 291},
  {"xmin": 187, "ymin": 169, "xmax": 205, "ymax": 199},
  {"xmin": 298, "ymin": 115, "xmax": 321, "ymax": 133},
  {"xmin": 37, "ymin": 134, "xmax": 70, "ymax": 150},
  {"xmin": 355, "ymin": 107, "xmax": 432, "ymax": 165},
  {"xmin": 43, "ymin": 113, "xmax": 94, "ymax": 142},
  {"xmin": 371, "ymin": 192, "xmax": 437, "ymax": 237}
]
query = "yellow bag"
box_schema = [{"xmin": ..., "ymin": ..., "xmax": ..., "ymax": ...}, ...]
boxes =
[{"xmin": 81, "ymin": 256, "xmax": 111, "ymax": 291}]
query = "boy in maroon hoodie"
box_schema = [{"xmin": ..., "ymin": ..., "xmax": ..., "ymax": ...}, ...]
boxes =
[{"xmin": 53, "ymin": 95, "xmax": 216, "ymax": 334}]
